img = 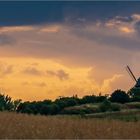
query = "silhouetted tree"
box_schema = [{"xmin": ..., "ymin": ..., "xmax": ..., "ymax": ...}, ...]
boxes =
[
  {"xmin": 55, "ymin": 97, "xmax": 78, "ymax": 109},
  {"xmin": 80, "ymin": 95, "xmax": 96, "ymax": 104},
  {"xmin": 128, "ymin": 88, "xmax": 140, "ymax": 101},
  {"xmin": 0, "ymin": 94, "xmax": 14, "ymax": 111},
  {"xmin": 13, "ymin": 99, "xmax": 22, "ymax": 111},
  {"xmin": 96, "ymin": 96, "xmax": 107, "ymax": 103},
  {"xmin": 40, "ymin": 104, "xmax": 60, "ymax": 115},
  {"xmin": 110, "ymin": 89, "xmax": 129, "ymax": 103}
]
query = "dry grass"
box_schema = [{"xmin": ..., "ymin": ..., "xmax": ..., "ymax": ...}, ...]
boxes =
[{"xmin": 0, "ymin": 112, "xmax": 140, "ymax": 139}]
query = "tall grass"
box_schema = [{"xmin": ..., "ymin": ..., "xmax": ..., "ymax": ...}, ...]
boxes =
[{"xmin": 0, "ymin": 112, "xmax": 140, "ymax": 139}]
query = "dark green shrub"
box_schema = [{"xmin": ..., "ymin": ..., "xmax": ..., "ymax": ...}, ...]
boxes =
[
  {"xmin": 96, "ymin": 96, "xmax": 107, "ymax": 102},
  {"xmin": 128, "ymin": 88, "xmax": 140, "ymax": 101},
  {"xmin": 110, "ymin": 103, "xmax": 121, "ymax": 111},
  {"xmin": 125, "ymin": 102, "xmax": 140, "ymax": 109},
  {"xmin": 80, "ymin": 95, "xmax": 97, "ymax": 104},
  {"xmin": 99, "ymin": 100, "xmax": 111, "ymax": 112},
  {"xmin": 110, "ymin": 89, "xmax": 129, "ymax": 103}
]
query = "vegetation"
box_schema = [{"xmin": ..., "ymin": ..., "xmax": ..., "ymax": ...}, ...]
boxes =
[
  {"xmin": 110, "ymin": 89, "xmax": 129, "ymax": 103},
  {"xmin": 0, "ymin": 87, "xmax": 140, "ymax": 116},
  {"xmin": 84, "ymin": 109, "xmax": 140, "ymax": 121},
  {"xmin": 0, "ymin": 94, "xmax": 21, "ymax": 111},
  {"xmin": 128, "ymin": 88, "xmax": 140, "ymax": 101},
  {"xmin": 0, "ymin": 88, "xmax": 140, "ymax": 139},
  {"xmin": 0, "ymin": 112, "xmax": 140, "ymax": 139}
]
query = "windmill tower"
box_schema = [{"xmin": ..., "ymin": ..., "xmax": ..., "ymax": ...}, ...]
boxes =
[{"xmin": 126, "ymin": 65, "xmax": 140, "ymax": 88}]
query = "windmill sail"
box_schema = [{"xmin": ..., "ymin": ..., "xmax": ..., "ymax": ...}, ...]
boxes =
[{"xmin": 126, "ymin": 65, "xmax": 137, "ymax": 83}]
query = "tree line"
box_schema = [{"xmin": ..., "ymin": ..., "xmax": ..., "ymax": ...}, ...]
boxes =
[{"xmin": 0, "ymin": 87, "xmax": 140, "ymax": 115}]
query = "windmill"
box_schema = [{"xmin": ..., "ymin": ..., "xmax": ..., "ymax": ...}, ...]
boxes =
[{"xmin": 126, "ymin": 65, "xmax": 140, "ymax": 88}]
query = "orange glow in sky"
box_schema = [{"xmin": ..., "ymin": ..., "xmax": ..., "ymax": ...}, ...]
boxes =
[{"xmin": 1, "ymin": 3, "xmax": 140, "ymax": 101}]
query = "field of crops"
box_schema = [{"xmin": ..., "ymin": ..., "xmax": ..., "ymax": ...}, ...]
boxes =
[{"xmin": 0, "ymin": 112, "xmax": 140, "ymax": 139}]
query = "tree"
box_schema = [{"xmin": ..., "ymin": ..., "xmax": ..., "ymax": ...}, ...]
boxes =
[
  {"xmin": 13, "ymin": 99, "xmax": 22, "ymax": 111},
  {"xmin": 128, "ymin": 87, "xmax": 140, "ymax": 101},
  {"xmin": 40, "ymin": 104, "xmax": 60, "ymax": 115},
  {"xmin": 110, "ymin": 89, "xmax": 129, "ymax": 103},
  {"xmin": 0, "ymin": 94, "xmax": 14, "ymax": 111},
  {"xmin": 96, "ymin": 96, "xmax": 107, "ymax": 103},
  {"xmin": 80, "ymin": 95, "xmax": 96, "ymax": 104},
  {"xmin": 99, "ymin": 99, "xmax": 111, "ymax": 112},
  {"xmin": 55, "ymin": 97, "xmax": 78, "ymax": 109}
]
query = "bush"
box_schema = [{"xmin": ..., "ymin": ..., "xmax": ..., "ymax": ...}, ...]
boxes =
[
  {"xmin": 60, "ymin": 105, "xmax": 99, "ymax": 115},
  {"xmin": 96, "ymin": 96, "xmax": 107, "ymax": 103},
  {"xmin": 128, "ymin": 88, "xmax": 140, "ymax": 101},
  {"xmin": 125, "ymin": 102, "xmax": 140, "ymax": 109},
  {"xmin": 99, "ymin": 100, "xmax": 111, "ymax": 112},
  {"xmin": 99, "ymin": 100, "xmax": 121, "ymax": 112},
  {"xmin": 110, "ymin": 103, "xmax": 121, "ymax": 111},
  {"xmin": 0, "ymin": 94, "xmax": 14, "ymax": 111},
  {"xmin": 80, "ymin": 95, "xmax": 97, "ymax": 104},
  {"xmin": 110, "ymin": 89, "xmax": 129, "ymax": 103},
  {"xmin": 54, "ymin": 97, "xmax": 78, "ymax": 109}
]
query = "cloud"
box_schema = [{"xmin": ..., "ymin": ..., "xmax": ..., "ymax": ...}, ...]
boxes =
[
  {"xmin": 0, "ymin": 34, "xmax": 15, "ymax": 46},
  {"xmin": 71, "ymin": 21, "xmax": 140, "ymax": 52},
  {"xmin": 46, "ymin": 69, "xmax": 69, "ymax": 80},
  {"xmin": 22, "ymin": 67, "xmax": 43, "ymax": 76},
  {"xmin": 35, "ymin": 82, "xmax": 46, "ymax": 87},
  {"xmin": 105, "ymin": 14, "xmax": 140, "ymax": 35},
  {"xmin": 0, "ymin": 63, "xmax": 13, "ymax": 77},
  {"xmin": 29, "ymin": 62, "xmax": 39, "ymax": 66},
  {"xmin": 22, "ymin": 81, "xmax": 46, "ymax": 87},
  {"xmin": 22, "ymin": 81, "xmax": 29, "ymax": 86},
  {"xmin": 57, "ymin": 70, "xmax": 69, "ymax": 80},
  {"xmin": 0, "ymin": 26, "xmax": 34, "ymax": 33},
  {"xmin": 40, "ymin": 25, "xmax": 60, "ymax": 33},
  {"xmin": 0, "ymin": 14, "xmax": 140, "ymax": 83},
  {"xmin": 0, "ymin": 21, "xmax": 134, "ymax": 69},
  {"xmin": 88, "ymin": 67, "xmax": 124, "ymax": 93},
  {"xmin": 100, "ymin": 74, "xmax": 123, "ymax": 92}
]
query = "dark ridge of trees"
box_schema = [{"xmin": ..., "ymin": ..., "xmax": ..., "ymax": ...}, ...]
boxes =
[{"xmin": 0, "ymin": 87, "xmax": 140, "ymax": 115}]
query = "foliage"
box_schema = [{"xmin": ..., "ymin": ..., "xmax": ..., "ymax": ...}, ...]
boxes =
[
  {"xmin": 60, "ymin": 105, "xmax": 99, "ymax": 115},
  {"xmin": 99, "ymin": 99, "xmax": 112, "ymax": 112},
  {"xmin": 0, "ymin": 88, "xmax": 135, "ymax": 116},
  {"xmin": 80, "ymin": 95, "xmax": 107, "ymax": 104},
  {"xmin": 110, "ymin": 89, "xmax": 129, "ymax": 103},
  {"xmin": 125, "ymin": 102, "xmax": 140, "ymax": 109},
  {"xmin": 128, "ymin": 88, "xmax": 140, "ymax": 101},
  {"xmin": 99, "ymin": 100, "xmax": 121, "ymax": 112},
  {"xmin": 0, "ymin": 94, "xmax": 21, "ymax": 111},
  {"xmin": 2, "ymin": 112, "xmax": 140, "ymax": 139},
  {"xmin": 80, "ymin": 95, "xmax": 97, "ymax": 104},
  {"xmin": 110, "ymin": 103, "xmax": 121, "ymax": 111}
]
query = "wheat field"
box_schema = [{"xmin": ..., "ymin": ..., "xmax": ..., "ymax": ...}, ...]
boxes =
[{"xmin": 0, "ymin": 112, "xmax": 140, "ymax": 139}]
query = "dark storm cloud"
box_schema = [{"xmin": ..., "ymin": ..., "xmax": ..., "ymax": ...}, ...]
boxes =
[
  {"xmin": 134, "ymin": 21, "xmax": 140, "ymax": 35},
  {"xmin": 1, "ymin": 1, "xmax": 140, "ymax": 26},
  {"xmin": 0, "ymin": 34, "xmax": 15, "ymax": 46},
  {"xmin": 72, "ymin": 27, "xmax": 140, "ymax": 51}
]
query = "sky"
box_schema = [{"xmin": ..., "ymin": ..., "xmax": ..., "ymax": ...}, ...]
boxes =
[{"xmin": 0, "ymin": 1, "xmax": 140, "ymax": 101}]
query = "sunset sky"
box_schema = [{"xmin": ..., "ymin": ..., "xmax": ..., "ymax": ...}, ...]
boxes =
[{"xmin": 0, "ymin": 1, "xmax": 140, "ymax": 101}]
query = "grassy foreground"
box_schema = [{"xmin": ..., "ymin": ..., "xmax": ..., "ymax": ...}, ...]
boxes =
[{"xmin": 0, "ymin": 112, "xmax": 140, "ymax": 139}]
